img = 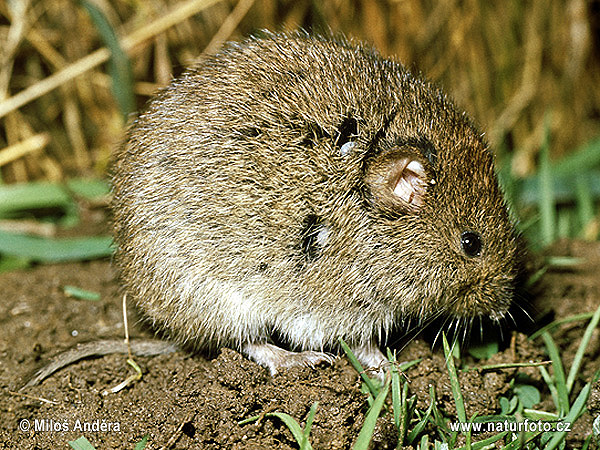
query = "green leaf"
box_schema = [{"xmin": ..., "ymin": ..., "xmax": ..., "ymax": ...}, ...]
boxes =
[
  {"xmin": 575, "ymin": 174, "xmax": 595, "ymax": 236},
  {"xmin": 239, "ymin": 405, "xmax": 317, "ymax": 450},
  {"xmin": 0, "ymin": 182, "xmax": 73, "ymax": 217},
  {"xmin": 81, "ymin": 0, "xmax": 135, "ymax": 121},
  {"xmin": 542, "ymin": 332, "xmax": 569, "ymax": 415},
  {"xmin": 0, "ymin": 230, "xmax": 113, "ymax": 262},
  {"xmin": 467, "ymin": 341, "xmax": 499, "ymax": 360},
  {"xmin": 499, "ymin": 396, "xmax": 511, "ymax": 415},
  {"xmin": 454, "ymin": 431, "xmax": 509, "ymax": 450},
  {"xmin": 339, "ymin": 338, "xmax": 380, "ymax": 397},
  {"xmin": 522, "ymin": 409, "xmax": 559, "ymax": 421},
  {"xmin": 514, "ymin": 384, "xmax": 541, "ymax": 408},
  {"xmin": 538, "ymin": 116, "xmax": 556, "ymax": 247},
  {"xmin": 134, "ymin": 435, "xmax": 149, "ymax": 450},
  {"xmin": 518, "ymin": 136, "xmax": 600, "ymax": 206},
  {"xmin": 386, "ymin": 348, "xmax": 402, "ymax": 430},
  {"xmin": 67, "ymin": 178, "xmax": 111, "ymax": 200},
  {"xmin": 352, "ymin": 378, "xmax": 390, "ymax": 450},
  {"xmin": 68, "ymin": 436, "xmax": 96, "ymax": 450},
  {"xmin": 529, "ymin": 311, "xmax": 594, "ymax": 340},
  {"xmin": 539, "ymin": 365, "xmax": 561, "ymax": 413},
  {"xmin": 63, "ymin": 285, "xmax": 101, "ymax": 301},
  {"xmin": 0, "ymin": 255, "xmax": 30, "ymax": 272},
  {"xmin": 544, "ymin": 382, "xmax": 592, "ymax": 450},
  {"xmin": 407, "ymin": 392, "xmax": 435, "ymax": 444},
  {"xmin": 551, "ymin": 136, "xmax": 600, "ymax": 177},
  {"xmin": 566, "ymin": 304, "xmax": 600, "ymax": 394},
  {"xmin": 265, "ymin": 412, "xmax": 312, "ymax": 450},
  {"xmin": 443, "ymin": 333, "xmax": 467, "ymax": 423},
  {"xmin": 300, "ymin": 402, "xmax": 318, "ymax": 450}
]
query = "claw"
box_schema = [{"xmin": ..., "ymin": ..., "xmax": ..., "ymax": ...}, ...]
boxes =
[{"xmin": 243, "ymin": 342, "xmax": 336, "ymax": 375}]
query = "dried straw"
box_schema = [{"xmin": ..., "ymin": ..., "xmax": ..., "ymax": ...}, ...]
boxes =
[{"xmin": 0, "ymin": 0, "xmax": 598, "ymax": 182}]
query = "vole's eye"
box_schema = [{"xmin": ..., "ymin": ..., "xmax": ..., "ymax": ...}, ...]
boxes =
[{"xmin": 461, "ymin": 231, "xmax": 482, "ymax": 257}]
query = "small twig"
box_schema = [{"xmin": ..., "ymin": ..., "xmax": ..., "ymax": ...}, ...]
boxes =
[
  {"xmin": 0, "ymin": 0, "xmax": 224, "ymax": 119},
  {"xmin": 8, "ymin": 390, "xmax": 58, "ymax": 405},
  {"xmin": 123, "ymin": 293, "xmax": 132, "ymax": 360},
  {"xmin": 159, "ymin": 413, "xmax": 197, "ymax": 450},
  {"xmin": 0, "ymin": 133, "xmax": 49, "ymax": 167},
  {"xmin": 0, "ymin": 219, "xmax": 56, "ymax": 237},
  {"xmin": 202, "ymin": 0, "xmax": 256, "ymax": 56},
  {"xmin": 101, "ymin": 294, "xmax": 141, "ymax": 395}
]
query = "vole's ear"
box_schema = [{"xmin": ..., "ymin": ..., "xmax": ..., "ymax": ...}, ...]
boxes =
[{"xmin": 364, "ymin": 151, "xmax": 432, "ymax": 215}]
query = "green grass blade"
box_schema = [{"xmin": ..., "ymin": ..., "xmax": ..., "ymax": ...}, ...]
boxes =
[
  {"xmin": 0, "ymin": 231, "xmax": 113, "ymax": 262},
  {"xmin": 556, "ymin": 208, "xmax": 572, "ymax": 239},
  {"xmin": 352, "ymin": 378, "xmax": 390, "ymax": 450},
  {"xmin": 455, "ymin": 431, "xmax": 509, "ymax": 449},
  {"xmin": 575, "ymin": 175, "xmax": 595, "ymax": 236},
  {"xmin": 443, "ymin": 333, "xmax": 467, "ymax": 423},
  {"xmin": 529, "ymin": 312, "xmax": 594, "ymax": 340},
  {"xmin": 538, "ymin": 117, "xmax": 556, "ymax": 247},
  {"xmin": 552, "ymin": 136, "xmax": 600, "ymax": 177},
  {"xmin": 566, "ymin": 304, "xmax": 600, "ymax": 394},
  {"xmin": 543, "ymin": 382, "xmax": 592, "ymax": 450},
  {"xmin": 238, "ymin": 414, "xmax": 260, "ymax": 426},
  {"xmin": 525, "ymin": 266, "xmax": 548, "ymax": 289},
  {"xmin": 581, "ymin": 435, "xmax": 593, "ymax": 450},
  {"xmin": 520, "ymin": 170, "xmax": 600, "ymax": 206},
  {"xmin": 398, "ymin": 381, "xmax": 410, "ymax": 444},
  {"xmin": 134, "ymin": 434, "xmax": 149, "ymax": 450},
  {"xmin": 239, "ymin": 405, "xmax": 317, "ymax": 450},
  {"xmin": 386, "ymin": 348, "xmax": 402, "ymax": 430},
  {"xmin": 66, "ymin": 178, "xmax": 111, "ymax": 200},
  {"xmin": 539, "ymin": 366, "xmax": 560, "ymax": 412},
  {"xmin": 519, "ymin": 135, "xmax": 600, "ymax": 207},
  {"xmin": 522, "ymin": 409, "xmax": 560, "ymax": 421},
  {"xmin": 339, "ymin": 338, "xmax": 379, "ymax": 397},
  {"xmin": 0, "ymin": 181, "xmax": 73, "ymax": 217},
  {"xmin": 407, "ymin": 392, "xmax": 435, "ymax": 444},
  {"xmin": 0, "ymin": 255, "xmax": 30, "ymax": 272},
  {"xmin": 68, "ymin": 436, "xmax": 96, "ymax": 450},
  {"xmin": 63, "ymin": 285, "xmax": 101, "ymax": 301},
  {"xmin": 545, "ymin": 256, "xmax": 586, "ymax": 267},
  {"xmin": 502, "ymin": 431, "xmax": 543, "ymax": 450},
  {"xmin": 265, "ymin": 412, "xmax": 313, "ymax": 450},
  {"xmin": 300, "ymin": 402, "xmax": 318, "ymax": 450},
  {"xmin": 80, "ymin": 0, "xmax": 135, "ymax": 121},
  {"xmin": 398, "ymin": 358, "xmax": 422, "ymax": 371},
  {"xmin": 463, "ymin": 361, "xmax": 550, "ymax": 372},
  {"xmin": 541, "ymin": 332, "xmax": 569, "ymax": 415},
  {"xmin": 429, "ymin": 385, "xmax": 450, "ymax": 437}
]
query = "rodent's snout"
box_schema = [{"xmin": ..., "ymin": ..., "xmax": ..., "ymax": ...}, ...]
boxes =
[{"xmin": 445, "ymin": 271, "xmax": 515, "ymax": 321}]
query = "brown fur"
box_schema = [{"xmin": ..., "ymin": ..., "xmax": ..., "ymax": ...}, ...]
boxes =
[{"xmin": 111, "ymin": 31, "xmax": 519, "ymax": 372}]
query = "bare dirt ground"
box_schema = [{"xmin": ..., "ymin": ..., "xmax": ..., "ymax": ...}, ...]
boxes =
[{"xmin": 0, "ymin": 236, "xmax": 598, "ymax": 449}]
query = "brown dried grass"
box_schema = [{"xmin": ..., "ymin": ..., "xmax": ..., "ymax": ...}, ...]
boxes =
[{"xmin": 0, "ymin": 0, "xmax": 598, "ymax": 183}]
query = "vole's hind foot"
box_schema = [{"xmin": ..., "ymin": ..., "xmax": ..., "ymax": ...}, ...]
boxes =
[
  {"xmin": 243, "ymin": 342, "xmax": 336, "ymax": 375},
  {"xmin": 351, "ymin": 341, "xmax": 388, "ymax": 383}
]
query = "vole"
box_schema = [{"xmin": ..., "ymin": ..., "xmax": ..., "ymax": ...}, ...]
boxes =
[{"xmin": 26, "ymin": 31, "xmax": 520, "ymax": 386}]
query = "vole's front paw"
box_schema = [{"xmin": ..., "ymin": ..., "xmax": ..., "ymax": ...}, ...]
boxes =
[{"xmin": 243, "ymin": 342, "xmax": 336, "ymax": 375}]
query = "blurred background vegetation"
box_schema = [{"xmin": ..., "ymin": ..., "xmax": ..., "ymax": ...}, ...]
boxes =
[{"xmin": 0, "ymin": 0, "xmax": 599, "ymax": 268}]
